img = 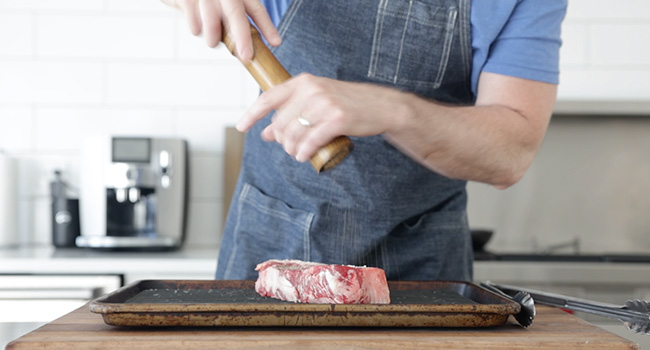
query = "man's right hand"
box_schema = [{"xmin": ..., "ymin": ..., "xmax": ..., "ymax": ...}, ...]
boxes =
[{"xmin": 160, "ymin": 0, "xmax": 281, "ymax": 61}]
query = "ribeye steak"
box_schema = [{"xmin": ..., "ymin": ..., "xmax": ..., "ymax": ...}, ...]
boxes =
[{"xmin": 254, "ymin": 259, "xmax": 390, "ymax": 304}]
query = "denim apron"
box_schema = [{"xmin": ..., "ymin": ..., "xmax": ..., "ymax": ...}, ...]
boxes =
[{"xmin": 217, "ymin": 0, "xmax": 474, "ymax": 281}]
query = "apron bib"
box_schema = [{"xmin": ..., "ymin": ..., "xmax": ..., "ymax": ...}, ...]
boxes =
[{"xmin": 218, "ymin": 0, "xmax": 475, "ymax": 281}]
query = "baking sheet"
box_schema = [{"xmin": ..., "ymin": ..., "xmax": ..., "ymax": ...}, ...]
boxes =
[{"xmin": 90, "ymin": 280, "xmax": 520, "ymax": 327}]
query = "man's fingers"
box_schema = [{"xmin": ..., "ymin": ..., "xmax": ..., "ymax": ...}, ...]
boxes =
[
  {"xmin": 237, "ymin": 82, "xmax": 295, "ymax": 131},
  {"xmin": 163, "ymin": 0, "xmax": 279, "ymax": 57},
  {"xmin": 160, "ymin": 0, "xmax": 180, "ymax": 9},
  {"xmin": 220, "ymin": 1, "xmax": 254, "ymax": 61},
  {"xmin": 168, "ymin": 0, "xmax": 202, "ymax": 36},
  {"xmin": 199, "ymin": 0, "xmax": 222, "ymax": 47},
  {"xmin": 244, "ymin": 0, "xmax": 281, "ymax": 46}
]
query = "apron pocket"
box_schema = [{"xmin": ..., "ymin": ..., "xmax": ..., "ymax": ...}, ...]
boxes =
[
  {"xmin": 368, "ymin": 0, "xmax": 457, "ymax": 89},
  {"xmin": 374, "ymin": 209, "xmax": 472, "ymax": 280},
  {"xmin": 221, "ymin": 183, "xmax": 314, "ymax": 279}
]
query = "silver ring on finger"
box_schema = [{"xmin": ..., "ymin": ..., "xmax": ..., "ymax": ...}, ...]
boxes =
[{"xmin": 297, "ymin": 116, "xmax": 312, "ymax": 128}]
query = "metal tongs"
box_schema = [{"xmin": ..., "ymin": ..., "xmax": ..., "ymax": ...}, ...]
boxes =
[
  {"xmin": 490, "ymin": 282, "xmax": 650, "ymax": 335},
  {"xmin": 480, "ymin": 281, "xmax": 535, "ymax": 328}
]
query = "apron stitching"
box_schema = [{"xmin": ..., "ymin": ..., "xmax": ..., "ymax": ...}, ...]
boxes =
[
  {"xmin": 368, "ymin": 0, "xmax": 389, "ymax": 77},
  {"xmin": 382, "ymin": 12, "xmax": 444, "ymax": 28},
  {"xmin": 374, "ymin": 77, "xmax": 445, "ymax": 88},
  {"xmin": 433, "ymin": 7, "xmax": 457, "ymax": 88},
  {"xmin": 277, "ymin": 0, "xmax": 304, "ymax": 39},
  {"xmin": 303, "ymin": 213, "xmax": 314, "ymax": 261},
  {"xmin": 242, "ymin": 195, "xmax": 310, "ymax": 231},
  {"xmin": 223, "ymin": 182, "xmax": 250, "ymax": 279},
  {"xmin": 459, "ymin": 0, "xmax": 474, "ymax": 99},
  {"xmin": 392, "ymin": 0, "xmax": 414, "ymax": 84}
]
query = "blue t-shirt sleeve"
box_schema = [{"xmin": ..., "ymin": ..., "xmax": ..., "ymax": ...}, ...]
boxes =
[
  {"xmin": 260, "ymin": 0, "xmax": 291, "ymax": 27},
  {"xmin": 472, "ymin": 0, "xmax": 567, "ymax": 93}
]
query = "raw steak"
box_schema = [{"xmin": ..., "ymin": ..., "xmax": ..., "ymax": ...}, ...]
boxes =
[{"xmin": 254, "ymin": 259, "xmax": 390, "ymax": 304}]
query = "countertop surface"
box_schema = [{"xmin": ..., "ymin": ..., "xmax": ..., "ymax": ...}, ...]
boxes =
[
  {"xmin": 2, "ymin": 246, "xmax": 649, "ymax": 349},
  {"xmin": 2, "ymin": 245, "xmax": 650, "ymax": 284},
  {"xmin": 5, "ymin": 304, "xmax": 640, "ymax": 350},
  {"xmin": 0, "ymin": 245, "xmax": 218, "ymax": 276}
]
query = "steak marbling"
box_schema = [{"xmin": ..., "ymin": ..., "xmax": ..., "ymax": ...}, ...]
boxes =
[{"xmin": 254, "ymin": 259, "xmax": 391, "ymax": 304}]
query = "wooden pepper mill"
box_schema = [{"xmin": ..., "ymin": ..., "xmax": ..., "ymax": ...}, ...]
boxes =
[{"xmin": 222, "ymin": 25, "xmax": 353, "ymax": 173}]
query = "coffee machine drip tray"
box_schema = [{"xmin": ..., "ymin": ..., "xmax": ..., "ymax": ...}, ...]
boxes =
[{"xmin": 75, "ymin": 235, "xmax": 181, "ymax": 251}]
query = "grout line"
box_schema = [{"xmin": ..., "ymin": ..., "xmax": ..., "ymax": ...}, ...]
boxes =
[
  {"xmin": 0, "ymin": 7, "xmax": 175, "ymax": 17},
  {"xmin": 563, "ymin": 17, "xmax": 650, "ymax": 25}
]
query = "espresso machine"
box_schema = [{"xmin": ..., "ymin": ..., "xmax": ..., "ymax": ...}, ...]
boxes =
[{"xmin": 77, "ymin": 137, "xmax": 188, "ymax": 250}]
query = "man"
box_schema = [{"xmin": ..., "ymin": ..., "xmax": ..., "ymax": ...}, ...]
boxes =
[{"xmin": 162, "ymin": 0, "xmax": 567, "ymax": 281}]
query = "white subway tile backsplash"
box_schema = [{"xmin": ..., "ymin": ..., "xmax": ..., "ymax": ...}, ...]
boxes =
[
  {"xmin": 189, "ymin": 155, "xmax": 222, "ymax": 199},
  {"xmin": 558, "ymin": 69, "xmax": 650, "ymax": 101},
  {"xmin": 0, "ymin": 13, "xmax": 32, "ymax": 56},
  {"xmin": 37, "ymin": 14, "xmax": 175, "ymax": 59},
  {"xmin": 0, "ymin": 107, "xmax": 32, "ymax": 151},
  {"xmin": 31, "ymin": 197, "xmax": 51, "ymax": 245},
  {"xmin": 590, "ymin": 24, "xmax": 650, "ymax": 66},
  {"xmin": 34, "ymin": 107, "xmax": 176, "ymax": 152},
  {"xmin": 567, "ymin": 0, "xmax": 650, "ymax": 20},
  {"xmin": 0, "ymin": 61, "xmax": 103, "ymax": 104},
  {"xmin": 174, "ymin": 109, "xmax": 241, "ymax": 153},
  {"xmin": 106, "ymin": 62, "xmax": 243, "ymax": 106},
  {"xmin": 0, "ymin": 0, "xmax": 103, "ymax": 11},
  {"xmin": 184, "ymin": 199, "xmax": 223, "ymax": 247},
  {"xmin": 34, "ymin": 108, "xmax": 101, "ymax": 152},
  {"xmin": 16, "ymin": 154, "xmax": 80, "ymax": 198},
  {"xmin": 242, "ymin": 73, "xmax": 261, "ymax": 107},
  {"xmin": 16, "ymin": 199, "xmax": 33, "ymax": 246},
  {"xmin": 559, "ymin": 23, "xmax": 588, "ymax": 67},
  {"xmin": 107, "ymin": 0, "xmax": 171, "ymax": 13},
  {"xmin": 177, "ymin": 26, "xmax": 234, "ymax": 62},
  {"xmin": 102, "ymin": 108, "xmax": 175, "ymax": 136}
]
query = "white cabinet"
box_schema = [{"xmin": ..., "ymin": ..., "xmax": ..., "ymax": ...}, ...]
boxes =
[
  {"xmin": 0, "ymin": 246, "xmax": 219, "ymax": 349},
  {"xmin": 0, "ymin": 274, "xmax": 122, "ymax": 322}
]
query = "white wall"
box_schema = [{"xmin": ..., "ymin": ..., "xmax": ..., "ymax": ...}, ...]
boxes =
[
  {"xmin": 1, "ymin": 0, "xmax": 650, "ymax": 252},
  {"xmin": 557, "ymin": 0, "xmax": 650, "ymax": 101},
  {"xmin": 0, "ymin": 0, "xmax": 259, "ymax": 247}
]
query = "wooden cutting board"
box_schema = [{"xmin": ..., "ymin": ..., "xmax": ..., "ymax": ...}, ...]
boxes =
[{"xmin": 6, "ymin": 304, "xmax": 639, "ymax": 349}]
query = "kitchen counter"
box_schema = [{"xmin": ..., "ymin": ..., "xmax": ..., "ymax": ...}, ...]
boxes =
[
  {"xmin": 0, "ymin": 245, "xmax": 218, "ymax": 282},
  {"xmin": 5, "ymin": 304, "xmax": 639, "ymax": 349},
  {"xmin": 0, "ymin": 245, "xmax": 220, "ymax": 350},
  {"xmin": 475, "ymin": 252, "xmax": 650, "ymax": 263},
  {"xmin": 474, "ymin": 260, "xmax": 650, "ymax": 285},
  {"xmin": 3, "ymin": 246, "xmax": 650, "ymax": 282},
  {"xmin": 2, "ymin": 247, "xmax": 649, "ymax": 348}
]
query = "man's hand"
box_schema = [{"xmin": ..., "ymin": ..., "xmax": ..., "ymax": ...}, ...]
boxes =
[
  {"xmin": 236, "ymin": 73, "xmax": 409, "ymax": 163},
  {"xmin": 160, "ymin": 0, "xmax": 281, "ymax": 61},
  {"xmin": 237, "ymin": 72, "xmax": 556, "ymax": 189}
]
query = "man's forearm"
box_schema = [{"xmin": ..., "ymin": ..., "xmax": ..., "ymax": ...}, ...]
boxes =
[{"xmin": 384, "ymin": 73, "xmax": 557, "ymax": 188}]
